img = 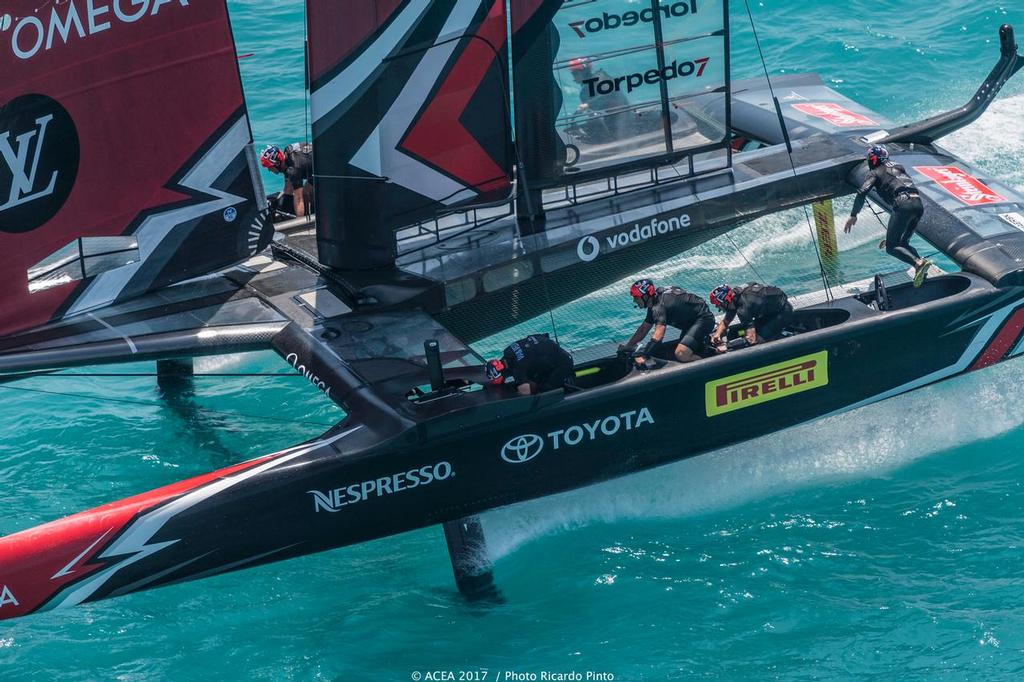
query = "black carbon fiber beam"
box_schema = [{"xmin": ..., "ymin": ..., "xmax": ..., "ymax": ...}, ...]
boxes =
[
  {"xmin": 883, "ymin": 24, "xmax": 1023, "ymax": 144},
  {"xmin": 442, "ymin": 516, "xmax": 502, "ymax": 602}
]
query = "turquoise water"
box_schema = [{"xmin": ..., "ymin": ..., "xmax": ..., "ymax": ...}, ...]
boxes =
[{"xmin": 4, "ymin": 1, "xmax": 1024, "ymax": 679}]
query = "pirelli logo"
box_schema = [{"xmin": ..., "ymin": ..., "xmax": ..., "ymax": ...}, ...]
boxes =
[{"xmin": 705, "ymin": 351, "xmax": 829, "ymax": 416}]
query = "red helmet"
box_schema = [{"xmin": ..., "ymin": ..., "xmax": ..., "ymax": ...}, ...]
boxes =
[
  {"xmin": 485, "ymin": 359, "xmax": 508, "ymax": 385},
  {"xmin": 569, "ymin": 57, "xmax": 592, "ymax": 74},
  {"xmin": 260, "ymin": 145, "xmax": 285, "ymax": 170},
  {"xmin": 630, "ymin": 279, "xmax": 657, "ymax": 308},
  {"xmin": 867, "ymin": 144, "xmax": 890, "ymax": 168},
  {"xmin": 709, "ymin": 284, "xmax": 735, "ymax": 310}
]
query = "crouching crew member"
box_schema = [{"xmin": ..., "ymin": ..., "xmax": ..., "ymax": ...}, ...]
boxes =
[
  {"xmin": 620, "ymin": 279, "xmax": 715, "ymax": 364},
  {"xmin": 261, "ymin": 143, "xmax": 315, "ymax": 217},
  {"xmin": 486, "ymin": 334, "xmax": 574, "ymax": 396},
  {"xmin": 710, "ymin": 283, "xmax": 793, "ymax": 347}
]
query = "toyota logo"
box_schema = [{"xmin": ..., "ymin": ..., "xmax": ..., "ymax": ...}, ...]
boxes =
[
  {"xmin": 576, "ymin": 235, "xmax": 600, "ymax": 262},
  {"xmin": 501, "ymin": 434, "xmax": 544, "ymax": 464}
]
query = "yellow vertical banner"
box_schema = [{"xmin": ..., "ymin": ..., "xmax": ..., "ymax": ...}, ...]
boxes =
[{"xmin": 812, "ymin": 199, "xmax": 839, "ymax": 283}]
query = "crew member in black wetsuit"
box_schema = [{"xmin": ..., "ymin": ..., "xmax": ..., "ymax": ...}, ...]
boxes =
[
  {"xmin": 709, "ymin": 283, "xmax": 793, "ymax": 347},
  {"xmin": 620, "ymin": 279, "xmax": 715, "ymax": 364},
  {"xmin": 261, "ymin": 143, "xmax": 315, "ymax": 217},
  {"xmin": 486, "ymin": 334, "xmax": 574, "ymax": 396},
  {"xmin": 569, "ymin": 57, "xmax": 631, "ymax": 143},
  {"xmin": 844, "ymin": 144, "xmax": 932, "ymax": 287}
]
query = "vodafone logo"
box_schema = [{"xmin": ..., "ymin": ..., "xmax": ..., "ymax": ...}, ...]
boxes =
[
  {"xmin": 792, "ymin": 102, "xmax": 877, "ymax": 128},
  {"xmin": 914, "ymin": 166, "xmax": 1007, "ymax": 206},
  {"xmin": 577, "ymin": 236, "xmax": 600, "ymax": 262},
  {"xmin": 575, "ymin": 212, "xmax": 692, "ymax": 263}
]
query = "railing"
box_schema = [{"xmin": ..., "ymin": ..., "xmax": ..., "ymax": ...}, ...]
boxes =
[{"xmin": 396, "ymin": 144, "xmax": 732, "ymax": 259}]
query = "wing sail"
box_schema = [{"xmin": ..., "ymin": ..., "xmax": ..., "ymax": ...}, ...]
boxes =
[
  {"xmin": 0, "ymin": 1, "xmax": 273, "ymax": 338},
  {"xmin": 308, "ymin": 0, "xmax": 516, "ymax": 270}
]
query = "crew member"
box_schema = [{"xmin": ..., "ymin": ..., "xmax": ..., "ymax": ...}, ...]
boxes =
[
  {"xmin": 569, "ymin": 57, "xmax": 631, "ymax": 143},
  {"xmin": 709, "ymin": 283, "xmax": 793, "ymax": 347},
  {"xmin": 486, "ymin": 334, "xmax": 574, "ymax": 396},
  {"xmin": 620, "ymin": 279, "xmax": 714, "ymax": 364},
  {"xmin": 261, "ymin": 143, "xmax": 315, "ymax": 217},
  {"xmin": 844, "ymin": 145, "xmax": 932, "ymax": 287}
]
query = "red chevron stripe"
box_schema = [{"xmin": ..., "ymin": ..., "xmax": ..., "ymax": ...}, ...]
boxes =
[
  {"xmin": 399, "ymin": 0, "xmax": 511, "ymax": 196},
  {"xmin": 970, "ymin": 308, "xmax": 1024, "ymax": 371},
  {"xmin": 0, "ymin": 453, "xmax": 277, "ymax": 621}
]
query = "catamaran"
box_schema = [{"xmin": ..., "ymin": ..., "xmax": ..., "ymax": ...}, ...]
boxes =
[{"xmin": 1, "ymin": 0, "xmax": 1023, "ymax": 621}]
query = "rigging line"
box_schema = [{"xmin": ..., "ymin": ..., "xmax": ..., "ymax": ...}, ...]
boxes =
[
  {"xmin": 866, "ymin": 199, "xmax": 889, "ymax": 225},
  {"xmin": 0, "ymin": 372, "xmax": 308, "ymax": 381},
  {"xmin": 313, "ymin": 175, "xmax": 389, "ymax": 181},
  {"xmin": 742, "ymin": 0, "xmax": 834, "ymax": 301},
  {"xmin": 480, "ymin": 24, "xmax": 558, "ymax": 344},
  {"xmin": 801, "ymin": 204, "xmax": 834, "ymax": 299},
  {"xmin": 724, "ymin": 232, "xmax": 767, "ymax": 283},
  {"xmin": 0, "ymin": 369, "xmax": 60, "ymax": 384},
  {"xmin": 0, "ymin": 384, "xmax": 339, "ymax": 429}
]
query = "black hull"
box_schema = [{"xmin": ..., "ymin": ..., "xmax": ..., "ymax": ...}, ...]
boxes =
[{"xmin": 4, "ymin": 274, "xmax": 1023, "ymax": 620}]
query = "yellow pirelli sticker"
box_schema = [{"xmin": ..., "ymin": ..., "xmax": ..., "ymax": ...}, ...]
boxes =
[{"xmin": 705, "ymin": 351, "xmax": 829, "ymax": 417}]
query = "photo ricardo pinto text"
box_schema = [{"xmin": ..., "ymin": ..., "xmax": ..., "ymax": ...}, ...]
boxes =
[{"xmin": 705, "ymin": 351, "xmax": 830, "ymax": 416}]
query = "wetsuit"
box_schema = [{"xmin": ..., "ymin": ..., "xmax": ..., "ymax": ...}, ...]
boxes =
[
  {"xmin": 851, "ymin": 160, "xmax": 923, "ymax": 267},
  {"xmin": 645, "ymin": 287, "xmax": 715, "ymax": 354},
  {"xmin": 284, "ymin": 143, "xmax": 313, "ymax": 188},
  {"xmin": 723, "ymin": 283, "xmax": 792, "ymax": 341},
  {"xmin": 283, "ymin": 143, "xmax": 315, "ymax": 213},
  {"xmin": 502, "ymin": 334, "xmax": 574, "ymax": 393}
]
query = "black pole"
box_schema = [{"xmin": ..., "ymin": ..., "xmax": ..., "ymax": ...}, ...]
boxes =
[
  {"xmin": 424, "ymin": 339, "xmax": 444, "ymax": 392},
  {"xmin": 650, "ymin": 0, "xmax": 674, "ymax": 156}
]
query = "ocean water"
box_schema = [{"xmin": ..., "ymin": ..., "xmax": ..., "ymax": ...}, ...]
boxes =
[{"xmin": 4, "ymin": 1, "xmax": 1024, "ymax": 679}]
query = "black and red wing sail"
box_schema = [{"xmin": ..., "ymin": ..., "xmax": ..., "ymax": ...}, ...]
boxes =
[
  {"xmin": 0, "ymin": 1, "xmax": 273, "ymax": 338},
  {"xmin": 307, "ymin": 0, "xmax": 515, "ymax": 269}
]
